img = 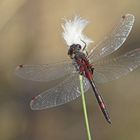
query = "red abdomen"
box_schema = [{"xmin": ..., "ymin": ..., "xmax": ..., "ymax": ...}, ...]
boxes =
[{"xmin": 85, "ymin": 70, "xmax": 93, "ymax": 80}]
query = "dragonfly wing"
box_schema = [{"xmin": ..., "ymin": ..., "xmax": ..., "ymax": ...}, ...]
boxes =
[
  {"xmin": 30, "ymin": 73, "xmax": 90, "ymax": 110},
  {"xmin": 15, "ymin": 60, "xmax": 75, "ymax": 82},
  {"xmin": 89, "ymin": 14, "xmax": 135, "ymax": 62},
  {"xmin": 93, "ymin": 48, "xmax": 140, "ymax": 83}
]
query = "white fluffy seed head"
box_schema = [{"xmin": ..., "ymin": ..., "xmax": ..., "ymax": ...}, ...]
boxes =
[{"xmin": 62, "ymin": 16, "xmax": 93, "ymax": 49}]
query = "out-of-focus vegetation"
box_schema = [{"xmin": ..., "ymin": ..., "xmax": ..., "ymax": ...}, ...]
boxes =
[{"xmin": 0, "ymin": 0, "xmax": 140, "ymax": 140}]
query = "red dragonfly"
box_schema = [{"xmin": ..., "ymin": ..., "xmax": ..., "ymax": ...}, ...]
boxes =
[{"xmin": 16, "ymin": 14, "xmax": 139, "ymax": 124}]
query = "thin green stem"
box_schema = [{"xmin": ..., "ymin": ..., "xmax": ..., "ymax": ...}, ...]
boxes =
[{"xmin": 79, "ymin": 75, "xmax": 92, "ymax": 140}]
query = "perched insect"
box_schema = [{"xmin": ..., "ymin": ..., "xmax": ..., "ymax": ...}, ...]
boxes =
[{"xmin": 16, "ymin": 14, "xmax": 140, "ymax": 124}]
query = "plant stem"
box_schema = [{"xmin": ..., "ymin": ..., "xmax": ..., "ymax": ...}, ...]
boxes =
[{"xmin": 79, "ymin": 75, "xmax": 92, "ymax": 140}]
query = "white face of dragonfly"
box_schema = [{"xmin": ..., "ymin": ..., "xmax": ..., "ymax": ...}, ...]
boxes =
[{"xmin": 68, "ymin": 44, "xmax": 82, "ymax": 59}]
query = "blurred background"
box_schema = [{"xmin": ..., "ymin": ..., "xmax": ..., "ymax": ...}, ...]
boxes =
[{"xmin": 0, "ymin": 0, "xmax": 140, "ymax": 140}]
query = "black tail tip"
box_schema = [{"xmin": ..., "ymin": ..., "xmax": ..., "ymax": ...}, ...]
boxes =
[{"xmin": 107, "ymin": 119, "xmax": 112, "ymax": 124}]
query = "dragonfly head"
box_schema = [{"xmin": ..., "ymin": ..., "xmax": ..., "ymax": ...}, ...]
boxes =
[{"xmin": 68, "ymin": 44, "xmax": 82, "ymax": 58}]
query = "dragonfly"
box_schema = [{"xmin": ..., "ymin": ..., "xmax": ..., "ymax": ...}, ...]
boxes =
[{"xmin": 15, "ymin": 14, "xmax": 140, "ymax": 124}]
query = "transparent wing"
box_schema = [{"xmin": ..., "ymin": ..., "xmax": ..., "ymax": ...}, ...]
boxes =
[
  {"xmin": 30, "ymin": 73, "xmax": 90, "ymax": 110},
  {"xmin": 93, "ymin": 48, "xmax": 140, "ymax": 83},
  {"xmin": 89, "ymin": 14, "xmax": 135, "ymax": 62},
  {"xmin": 15, "ymin": 60, "xmax": 75, "ymax": 82}
]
